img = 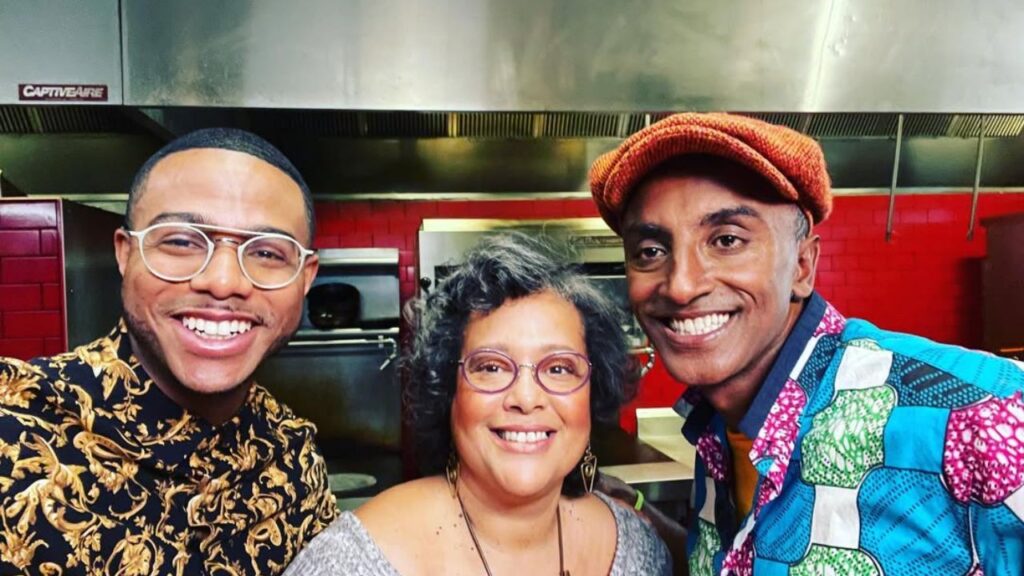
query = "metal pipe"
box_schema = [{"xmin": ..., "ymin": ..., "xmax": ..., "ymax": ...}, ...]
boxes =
[
  {"xmin": 286, "ymin": 336, "xmax": 399, "ymax": 371},
  {"xmin": 967, "ymin": 116, "xmax": 987, "ymax": 240},
  {"xmin": 885, "ymin": 114, "xmax": 905, "ymax": 242},
  {"xmin": 286, "ymin": 337, "xmax": 397, "ymax": 348}
]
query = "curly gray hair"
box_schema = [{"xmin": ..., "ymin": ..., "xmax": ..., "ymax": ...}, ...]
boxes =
[{"xmin": 403, "ymin": 231, "xmax": 638, "ymax": 497}]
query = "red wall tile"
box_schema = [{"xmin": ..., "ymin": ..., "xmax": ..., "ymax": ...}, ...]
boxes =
[
  {"xmin": 0, "ymin": 285, "xmax": 42, "ymax": 311},
  {"xmin": 39, "ymin": 229, "xmax": 60, "ymax": 255},
  {"xmin": 0, "ymin": 338, "xmax": 46, "ymax": 360},
  {"xmin": 0, "ymin": 200, "xmax": 66, "ymax": 360},
  {"xmin": 44, "ymin": 337, "xmax": 66, "ymax": 355},
  {"xmin": 0, "ymin": 230, "xmax": 41, "ymax": 256},
  {"xmin": 0, "ymin": 202, "xmax": 57, "ymax": 229},
  {"xmin": 3, "ymin": 310, "xmax": 62, "ymax": 338},
  {"xmin": 1, "ymin": 256, "xmax": 60, "ymax": 284},
  {"xmin": 41, "ymin": 284, "xmax": 62, "ymax": 310}
]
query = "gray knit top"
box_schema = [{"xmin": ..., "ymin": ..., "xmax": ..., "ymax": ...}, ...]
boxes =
[{"xmin": 283, "ymin": 491, "xmax": 671, "ymax": 575}]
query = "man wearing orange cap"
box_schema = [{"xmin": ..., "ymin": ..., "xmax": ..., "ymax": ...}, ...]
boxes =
[{"xmin": 591, "ymin": 113, "xmax": 1024, "ymax": 575}]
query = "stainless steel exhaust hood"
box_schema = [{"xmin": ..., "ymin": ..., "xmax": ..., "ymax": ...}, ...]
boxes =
[
  {"xmin": 0, "ymin": 0, "xmax": 122, "ymax": 106},
  {"xmin": 4, "ymin": 1, "xmax": 1024, "ymax": 202},
  {"xmin": 120, "ymin": 0, "xmax": 1024, "ymax": 113}
]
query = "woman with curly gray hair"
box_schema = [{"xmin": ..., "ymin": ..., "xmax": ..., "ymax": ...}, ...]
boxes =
[{"xmin": 285, "ymin": 232, "xmax": 670, "ymax": 576}]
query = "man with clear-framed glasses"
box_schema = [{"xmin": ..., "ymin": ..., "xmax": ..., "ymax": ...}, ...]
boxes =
[{"xmin": 0, "ymin": 128, "xmax": 337, "ymax": 574}]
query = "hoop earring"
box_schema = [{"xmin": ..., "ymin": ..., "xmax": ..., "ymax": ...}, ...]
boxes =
[
  {"xmin": 640, "ymin": 346, "xmax": 656, "ymax": 377},
  {"xmin": 580, "ymin": 444, "xmax": 597, "ymax": 494},
  {"xmin": 446, "ymin": 450, "xmax": 459, "ymax": 498}
]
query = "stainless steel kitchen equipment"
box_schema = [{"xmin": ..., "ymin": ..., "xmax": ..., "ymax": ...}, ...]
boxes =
[
  {"xmin": 253, "ymin": 247, "xmax": 403, "ymax": 490},
  {"xmin": 418, "ymin": 217, "xmax": 649, "ymax": 355}
]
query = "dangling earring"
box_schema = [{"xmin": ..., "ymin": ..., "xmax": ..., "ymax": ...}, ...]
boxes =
[
  {"xmin": 580, "ymin": 444, "xmax": 597, "ymax": 494},
  {"xmin": 639, "ymin": 345, "xmax": 656, "ymax": 377},
  {"xmin": 446, "ymin": 450, "xmax": 459, "ymax": 498}
]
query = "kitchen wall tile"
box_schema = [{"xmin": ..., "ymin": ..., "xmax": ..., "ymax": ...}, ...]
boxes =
[
  {"xmin": 44, "ymin": 337, "xmax": 66, "ymax": 355},
  {"xmin": 337, "ymin": 232, "xmax": 373, "ymax": 247},
  {"xmin": 0, "ymin": 256, "xmax": 60, "ymax": 284},
  {"xmin": 4, "ymin": 310, "xmax": 62, "ymax": 338},
  {"xmin": 0, "ymin": 338, "xmax": 45, "ymax": 360},
  {"xmin": 0, "ymin": 230, "xmax": 40, "ymax": 256},
  {"xmin": 0, "ymin": 201, "xmax": 58, "ymax": 229},
  {"xmin": 312, "ymin": 235, "xmax": 338, "ymax": 249},
  {"xmin": 39, "ymin": 229, "xmax": 60, "ymax": 255},
  {"xmin": 41, "ymin": 284, "xmax": 63, "ymax": 310},
  {"xmin": 0, "ymin": 285, "xmax": 42, "ymax": 311},
  {"xmin": 372, "ymin": 234, "xmax": 406, "ymax": 250}
]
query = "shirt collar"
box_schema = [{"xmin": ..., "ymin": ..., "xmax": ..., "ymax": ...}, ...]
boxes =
[
  {"xmin": 737, "ymin": 291, "xmax": 826, "ymax": 438},
  {"xmin": 677, "ymin": 292, "xmax": 827, "ymax": 442}
]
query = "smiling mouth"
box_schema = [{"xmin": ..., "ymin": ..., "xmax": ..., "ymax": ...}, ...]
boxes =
[
  {"xmin": 493, "ymin": 430, "xmax": 554, "ymax": 444},
  {"xmin": 180, "ymin": 316, "xmax": 254, "ymax": 339},
  {"xmin": 666, "ymin": 312, "xmax": 732, "ymax": 336}
]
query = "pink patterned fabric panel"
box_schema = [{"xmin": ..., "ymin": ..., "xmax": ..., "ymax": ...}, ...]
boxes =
[
  {"xmin": 813, "ymin": 303, "xmax": 847, "ymax": 337},
  {"xmin": 943, "ymin": 391, "xmax": 1024, "ymax": 504},
  {"xmin": 752, "ymin": 378, "xmax": 808, "ymax": 511},
  {"xmin": 721, "ymin": 532, "xmax": 755, "ymax": 576},
  {"xmin": 696, "ymin": 430, "xmax": 728, "ymax": 482}
]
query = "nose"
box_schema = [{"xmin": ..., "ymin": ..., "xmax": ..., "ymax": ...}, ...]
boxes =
[
  {"xmin": 503, "ymin": 365, "xmax": 546, "ymax": 413},
  {"xmin": 662, "ymin": 246, "xmax": 713, "ymax": 305},
  {"xmin": 189, "ymin": 242, "xmax": 254, "ymax": 299}
]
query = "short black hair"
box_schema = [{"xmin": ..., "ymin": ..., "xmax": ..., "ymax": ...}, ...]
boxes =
[
  {"xmin": 404, "ymin": 231, "xmax": 638, "ymax": 498},
  {"xmin": 125, "ymin": 127, "xmax": 315, "ymax": 241}
]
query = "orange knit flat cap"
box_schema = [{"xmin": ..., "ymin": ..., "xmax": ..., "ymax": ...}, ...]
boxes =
[{"xmin": 589, "ymin": 113, "xmax": 832, "ymax": 234}]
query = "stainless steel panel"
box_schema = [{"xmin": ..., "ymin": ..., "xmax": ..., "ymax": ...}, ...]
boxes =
[
  {"xmin": 123, "ymin": 0, "xmax": 1024, "ymax": 112},
  {"xmin": 253, "ymin": 341, "xmax": 402, "ymax": 450},
  {"xmin": 61, "ymin": 201, "xmax": 123, "ymax": 348},
  {"xmin": 0, "ymin": 134, "xmax": 162, "ymax": 196},
  {"xmin": 0, "ymin": 0, "xmax": 122, "ymax": 105}
]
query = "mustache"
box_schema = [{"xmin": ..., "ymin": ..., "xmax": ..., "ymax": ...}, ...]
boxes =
[{"xmin": 158, "ymin": 298, "xmax": 268, "ymax": 324}]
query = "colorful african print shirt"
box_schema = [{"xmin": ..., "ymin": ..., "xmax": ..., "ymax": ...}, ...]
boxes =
[
  {"xmin": 678, "ymin": 293, "xmax": 1024, "ymax": 575},
  {"xmin": 0, "ymin": 322, "xmax": 338, "ymax": 575}
]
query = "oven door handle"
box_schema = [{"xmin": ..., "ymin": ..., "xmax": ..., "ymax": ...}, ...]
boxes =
[{"xmin": 287, "ymin": 337, "xmax": 399, "ymax": 371}]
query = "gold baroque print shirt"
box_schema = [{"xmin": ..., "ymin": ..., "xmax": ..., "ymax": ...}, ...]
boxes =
[{"xmin": 0, "ymin": 322, "xmax": 338, "ymax": 575}]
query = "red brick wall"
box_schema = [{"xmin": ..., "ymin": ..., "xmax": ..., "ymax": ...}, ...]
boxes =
[
  {"xmin": 0, "ymin": 200, "xmax": 66, "ymax": 360},
  {"xmin": 313, "ymin": 193, "xmax": 1024, "ymax": 428}
]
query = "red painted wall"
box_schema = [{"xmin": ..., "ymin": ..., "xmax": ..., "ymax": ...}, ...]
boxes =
[
  {"xmin": 312, "ymin": 193, "xmax": 1024, "ymax": 430},
  {"xmin": 0, "ymin": 200, "xmax": 66, "ymax": 359},
  {"xmin": 2, "ymin": 194, "xmax": 1021, "ymax": 429}
]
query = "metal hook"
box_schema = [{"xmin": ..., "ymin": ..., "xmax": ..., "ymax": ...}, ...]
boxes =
[
  {"xmin": 630, "ymin": 345, "xmax": 656, "ymax": 377},
  {"xmin": 378, "ymin": 336, "xmax": 398, "ymax": 370}
]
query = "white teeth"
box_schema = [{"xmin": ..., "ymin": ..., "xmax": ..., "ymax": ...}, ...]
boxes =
[
  {"xmin": 501, "ymin": 430, "xmax": 550, "ymax": 444},
  {"xmin": 671, "ymin": 313, "xmax": 730, "ymax": 336},
  {"xmin": 180, "ymin": 317, "xmax": 253, "ymax": 339}
]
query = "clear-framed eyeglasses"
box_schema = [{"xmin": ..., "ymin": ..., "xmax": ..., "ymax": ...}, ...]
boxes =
[
  {"xmin": 124, "ymin": 222, "xmax": 315, "ymax": 290},
  {"xmin": 458, "ymin": 348, "xmax": 592, "ymax": 395}
]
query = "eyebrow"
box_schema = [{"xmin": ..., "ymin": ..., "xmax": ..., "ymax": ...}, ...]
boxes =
[
  {"xmin": 470, "ymin": 343, "xmax": 583, "ymax": 357},
  {"xmin": 145, "ymin": 212, "xmax": 298, "ymax": 239},
  {"xmin": 621, "ymin": 222, "xmax": 673, "ymax": 246},
  {"xmin": 699, "ymin": 205, "xmax": 763, "ymax": 227}
]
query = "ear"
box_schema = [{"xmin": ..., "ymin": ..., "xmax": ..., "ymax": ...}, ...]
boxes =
[
  {"xmin": 300, "ymin": 252, "xmax": 319, "ymax": 296},
  {"xmin": 791, "ymin": 233, "xmax": 820, "ymax": 300},
  {"xmin": 113, "ymin": 228, "xmax": 131, "ymax": 277}
]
